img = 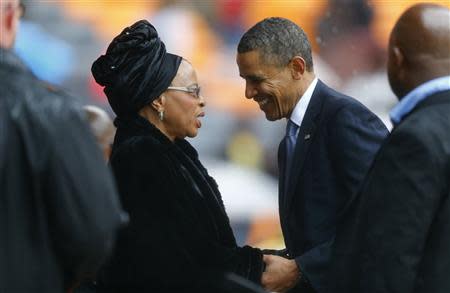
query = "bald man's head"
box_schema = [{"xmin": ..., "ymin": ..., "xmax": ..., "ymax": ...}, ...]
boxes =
[{"xmin": 388, "ymin": 3, "xmax": 450, "ymax": 99}]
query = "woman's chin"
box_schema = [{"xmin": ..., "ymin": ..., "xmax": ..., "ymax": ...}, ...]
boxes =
[{"xmin": 187, "ymin": 129, "xmax": 199, "ymax": 138}]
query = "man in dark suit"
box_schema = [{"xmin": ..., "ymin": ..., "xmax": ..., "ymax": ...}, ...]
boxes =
[
  {"xmin": 236, "ymin": 17, "xmax": 388, "ymax": 293},
  {"xmin": 330, "ymin": 3, "xmax": 450, "ymax": 293}
]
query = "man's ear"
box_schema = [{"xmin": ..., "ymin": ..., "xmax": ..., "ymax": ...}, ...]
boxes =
[
  {"xmin": 392, "ymin": 46, "xmax": 404, "ymax": 68},
  {"xmin": 290, "ymin": 56, "xmax": 306, "ymax": 79},
  {"xmin": 2, "ymin": 5, "xmax": 15, "ymax": 32},
  {"xmin": 151, "ymin": 95, "xmax": 165, "ymax": 111}
]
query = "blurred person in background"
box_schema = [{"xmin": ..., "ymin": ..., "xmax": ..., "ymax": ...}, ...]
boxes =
[
  {"xmin": 330, "ymin": 3, "xmax": 450, "ymax": 293},
  {"xmin": 0, "ymin": 0, "xmax": 126, "ymax": 292},
  {"xmin": 73, "ymin": 105, "xmax": 115, "ymax": 293},
  {"xmin": 91, "ymin": 20, "xmax": 266, "ymax": 292},
  {"xmin": 84, "ymin": 105, "xmax": 115, "ymax": 161},
  {"xmin": 316, "ymin": 0, "xmax": 397, "ymax": 128},
  {"xmin": 236, "ymin": 17, "xmax": 388, "ymax": 293},
  {"xmin": 316, "ymin": 0, "xmax": 384, "ymax": 84}
]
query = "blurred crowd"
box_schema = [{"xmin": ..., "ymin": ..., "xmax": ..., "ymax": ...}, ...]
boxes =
[
  {"xmin": 11, "ymin": 0, "xmax": 450, "ymax": 250},
  {"xmin": 18, "ymin": 0, "xmax": 449, "ymax": 163},
  {"xmin": 11, "ymin": 0, "xmax": 449, "ymax": 249},
  {"xmin": 3, "ymin": 0, "xmax": 450, "ymax": 292}
]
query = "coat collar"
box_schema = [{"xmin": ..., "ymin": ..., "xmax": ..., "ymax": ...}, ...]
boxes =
[
  {"xmin": 114, "ymin": 114, "xmax": 172, "ymax": 146},
  {"xmin": 113, "ymin": 114, "xmax": 199, "ymax": 159},
  {"xmin": 0, "ymin": 48, "xmax": 31, "ymax": 74}
]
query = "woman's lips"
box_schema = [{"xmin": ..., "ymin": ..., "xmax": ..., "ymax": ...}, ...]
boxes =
[{"xmin": 196, "ymin": 112, "xmax": 205, "ymax": 128}]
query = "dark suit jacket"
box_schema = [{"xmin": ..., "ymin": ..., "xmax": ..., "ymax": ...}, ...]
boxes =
[
  {"xmin": 330, "ymin": 90, "xmax": 450, "ymax": 293},
  {"xmin": 278, "ymin": 80, "xmax": 388, "ymax": 292}
]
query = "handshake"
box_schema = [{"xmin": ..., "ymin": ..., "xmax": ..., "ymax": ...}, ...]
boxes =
[{"xmin": 261, "ymin": 249, "xmax": 304, "ymax": 293}]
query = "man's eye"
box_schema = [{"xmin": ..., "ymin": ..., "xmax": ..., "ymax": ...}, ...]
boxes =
[{"xmin": 248, "ymin": 77, "xmax": 264, "ymax": 83}]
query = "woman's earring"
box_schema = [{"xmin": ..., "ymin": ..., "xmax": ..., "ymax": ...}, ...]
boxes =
[{"xmin": 159, "ymin": 110, "xmax": 164, "ymax": 121}]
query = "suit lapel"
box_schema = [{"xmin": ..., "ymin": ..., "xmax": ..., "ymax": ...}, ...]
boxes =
[{"xmin": 284, "ymin": 80, "xmax": 326, "ymax": 213}]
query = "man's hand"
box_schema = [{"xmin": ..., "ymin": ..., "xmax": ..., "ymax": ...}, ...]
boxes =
[{"xmin": 262, "ymin": 254, "xmax": 300, "ymax": 292}]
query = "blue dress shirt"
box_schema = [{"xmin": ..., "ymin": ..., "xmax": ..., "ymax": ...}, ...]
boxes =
[{"xmin": 390, "ymin": 75, "xmax": 450, "ymax": 125}]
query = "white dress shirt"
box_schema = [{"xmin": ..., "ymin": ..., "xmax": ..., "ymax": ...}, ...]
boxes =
[{"xmin": 288, "ymin": 77, "xmax": 318, "ymax": 140}]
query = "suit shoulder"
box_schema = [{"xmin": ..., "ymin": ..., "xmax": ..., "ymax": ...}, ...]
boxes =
[
  {"xmin": 396, "ymin": 101, "xmax": 450, "ymax": 141},
  {"xmin": 317, "ymin": 82, "xmax": 379, "ymax": 121},
  {"xmin": 10, "ymin": 73, "xmax": 84, "ymax": 121},
  {"xmin": 3, "ymin": 72, "xmax": 87, "ymax": 133}
]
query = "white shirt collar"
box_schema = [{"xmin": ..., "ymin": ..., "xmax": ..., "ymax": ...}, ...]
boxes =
[{"xmin": 289, "ymin": 77, "xmax": 318, "ymax": 128}]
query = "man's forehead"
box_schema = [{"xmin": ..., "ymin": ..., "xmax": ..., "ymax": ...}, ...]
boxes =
[
  {"xmin": 237, "ymin": 51, "xmax": 281, "ymax": 77},
  {"xmin": 237, "ymin": 50, "xmax": 262, "ymax": 65},
  {"xmin": 237, "ymin": 51, "xmax": 264, "ymax": 74}
]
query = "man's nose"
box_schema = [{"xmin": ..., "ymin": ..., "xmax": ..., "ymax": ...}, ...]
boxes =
[{"xmin": 245, "ymin": 82, "xmax": 257, "ymax": 99}]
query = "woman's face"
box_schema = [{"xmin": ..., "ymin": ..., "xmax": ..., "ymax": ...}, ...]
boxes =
[{"xmin": 162, "ymin": 61, "xmax": 205, "ymax": 140}]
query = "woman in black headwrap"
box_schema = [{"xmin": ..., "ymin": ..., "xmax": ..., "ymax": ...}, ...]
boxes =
[{"xmin": 91, "ymin": 20, "xmax": 264, "ymax": 292}]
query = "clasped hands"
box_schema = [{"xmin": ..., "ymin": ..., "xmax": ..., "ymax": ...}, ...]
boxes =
[{"xmin": 261, "ymin": 254, "xmax": 300, "ymax": 292}]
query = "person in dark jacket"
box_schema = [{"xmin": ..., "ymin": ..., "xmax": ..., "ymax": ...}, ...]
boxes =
[
  {"xmin": 330, "ymin": 3, "xmax": 450, "ymax": 293},
  {"xmin": 236, "ymin": 17, "xmax": 388, "ymax": 293},
  {"xmin": 91, "ymin": 20, "xmax": 265, "ymax": 292},
  {"xmin": 0, "ymin": 1, "xmax": 126, "ymax": 292}
]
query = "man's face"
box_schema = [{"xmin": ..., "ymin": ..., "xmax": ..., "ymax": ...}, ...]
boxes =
[{"xmin": 236, "ymin": 50, "xmax": 297, "ymax": 121}]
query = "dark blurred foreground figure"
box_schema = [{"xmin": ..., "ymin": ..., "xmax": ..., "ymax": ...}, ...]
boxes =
[
  {"xmin": 0, "ymin": 0, "xmax": 126, "ymax": 292},
  {"xmin": 330, "ymin": 3, "xmax": 450, "ymax": 293},
  {"xmin": 236, "ymin": 17, "xmax": 388, "ymax": 293},
  {"xmin": 91, "ymin": 20, "xmax": 265, "ymax": 292}
]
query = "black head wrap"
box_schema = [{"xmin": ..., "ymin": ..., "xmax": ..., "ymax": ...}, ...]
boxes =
[{"xmin": 91, "ymin": 20, "xmax": 182, "ymax": 117}]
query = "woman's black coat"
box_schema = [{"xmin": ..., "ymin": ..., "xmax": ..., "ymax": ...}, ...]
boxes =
[{"xmin": 98, "ymin": 115, "xmax": 264, "ymax": 292}]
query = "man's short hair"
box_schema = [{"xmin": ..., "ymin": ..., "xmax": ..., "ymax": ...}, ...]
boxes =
[{"xmin": 238, "ymin": 17, "xmax": 313, "ymax": 71}]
